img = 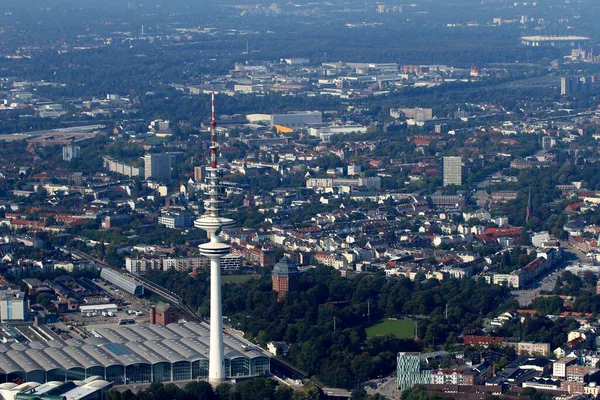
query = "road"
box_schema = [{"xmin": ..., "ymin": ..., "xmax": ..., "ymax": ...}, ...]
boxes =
[
  {"xmin": 365, "ymin": 376, "xmax": 398, "ymax": 399},
  {"xmin": 512, "ymin": 270, "xmax": 560, "ymax": 306},
  {"xmin": 512, "ymin": 246, "xmax": 586, "ymax": 306}
]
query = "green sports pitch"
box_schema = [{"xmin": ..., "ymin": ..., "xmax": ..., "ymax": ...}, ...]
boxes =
[{"xmin": 365, "ymin": 319, "xmax": 416, "ymax": 339}]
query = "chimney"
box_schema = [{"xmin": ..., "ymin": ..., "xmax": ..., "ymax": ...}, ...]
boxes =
[{"xmin": 149, "ymin": 306, "xmax": 156, "ymax": 325}]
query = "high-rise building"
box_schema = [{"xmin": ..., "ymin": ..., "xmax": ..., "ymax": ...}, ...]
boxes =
[
  {"xmin": 541, "ymin": 136, "xmax": 557, "ymax": 150},
  {"xmin": 194, "ymin": 166, "xmax": 205, "ymax": 181},
  {"xmin": 397, "ymin": 352, "xmax": 431, "ymax": 391},
  {"xmin": 194, "ymin": 92, "xmax": 235, "ymax": 384},
  {"xmin": 144, "ymin": 153, "xmax": 172, "ymax": 181},
  {"xmin": 272, "ymin": 257, "xmax": 300, "ymax": 301},
  {"xmin": 561, "ymin": 76, "xmax": 592, "ymax": 96},
  {"xmin": 561, "ymin": 77, "xmax": 574, "ymax": 96},
  {"xmin": 62, "ymin": 145, "xmax": 80, "ymax": 161},
  {"xmin": 443, "ymin": 156, "xmax": 462, "ymax": 187},
  {"xmin": 0, "ymin": 290, "xmax": 29, "ymax": 322}
]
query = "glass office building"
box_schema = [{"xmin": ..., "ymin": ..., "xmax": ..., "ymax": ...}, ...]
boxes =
[{"xmin": 396, "ymin": 352, "xmax": 432, "ymax": 392}]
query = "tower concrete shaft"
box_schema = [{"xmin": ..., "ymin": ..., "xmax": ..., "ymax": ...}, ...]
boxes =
[{"xmin": 209, "ymin": 250, "xmax": 225, "ymax": 381}]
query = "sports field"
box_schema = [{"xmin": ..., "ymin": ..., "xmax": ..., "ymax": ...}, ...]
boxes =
[{"xmin": 365, "ymin": 319, "xmax": 415, "ymax": 339}]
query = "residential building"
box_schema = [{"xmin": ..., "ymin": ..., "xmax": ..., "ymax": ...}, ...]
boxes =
[
  {"xmin": 235, "ymin": 246, "xmax": 276, "ymax": 267},
  {"xmin": 221, "ymin": 253, "xmax": 243, "ymax": 271},
  {"xmin": 102, "ymin": 156, "xmax": 144, "ymax": 177},
  {"xmin": 102, "ymin": 215, "xmax": 132, "ymax": 229},
  {"xmin": 144, "ymin": 153, "xmax": 172, "ymax": 181},
  {"xmin": 62, "ymin": 145, "xmax": 80, "ymax": 161},
  {"xmin": 162, "ymin": 256, "xmax": 205, "ymax": 271},
  {"xmin": 126, "ymin": 257, "xmax": 162, "ymax": 275},
  {"xmin": 443, "ymin": 156, "xmax": 462, "ymax": 187},
  {"xmin": 306, "ymin": 176, "xmax": 381, "ymax": 190},
  {"xmin": 505, "ymin": 341, "xmax": 551, "ymax": 357},
  {"xmin": 430, "ymin": 369, "xmax": 474, "ymax": 385},
  {"xmin": 566, "ymin": 365, "xmax": 600, "ymax": 383},
  {"xmin": 158, "ymin": 212, "xmax": 192, "ymax": 229},
  {"xmin": 390, "ymin": 107, "xmax": 433, "ymax": 120}
]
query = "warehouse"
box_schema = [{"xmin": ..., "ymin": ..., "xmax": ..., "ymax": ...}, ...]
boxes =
[
  {"xmin": 0, "ymin": 322, "xmax": 270, "ymax": 385},
  {"xmin": 100, "ymin": 268, "xmax": 144, "ymax": 296},
  {"xmin": 79, "ymin": 304, "xmax": 119, "ymax": 314}
]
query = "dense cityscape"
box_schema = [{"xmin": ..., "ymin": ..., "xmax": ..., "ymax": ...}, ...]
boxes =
[{"xmin": 2, "ymin": 0, "xmax": 600, "ymax": 399}]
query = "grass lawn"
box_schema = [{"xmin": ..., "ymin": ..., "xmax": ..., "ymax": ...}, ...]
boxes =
[
  {"xmin": 148, "ymin": 293, "xmax": 168, "ymax": 304},
  {"xmin": 365, "ymin": 319, "xmax": 415, "ymax": 339},
  {"xmin": 222, "ymin": 274, "xmax": 257, "ymax": 284}
]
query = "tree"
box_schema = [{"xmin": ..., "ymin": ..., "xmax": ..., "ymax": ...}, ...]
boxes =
[
  {"xmin": 183, "ymin": 382, "xmax": 218, "ymax": 400},
  {"xmin": 231, "ymin": 376, "xmax": 276, "ymax": 400},
  {"xmin": 351, "ymin": 388, "xmax": 368, "ymax": 400},
  {"xmin": 216, "ymin": 383, "xmax": 233, "ymax": 400},
  {"xmin": 275, "ymin": 386, "xmax": 294, "ymax": 400},
  {"xmin": 106, "ymin": 389, "xmax": 122, "ymax": 400},
  {"xmin": 291, "ymin": 384, "xmax": 324, "ymax": 400},
  {"xmin": 121, "ymin": 390, "xmax": 136, "ymax": 400},
  {"xmin": 401, "ymin": 386, "xmax": 444, "ymax": 400}
]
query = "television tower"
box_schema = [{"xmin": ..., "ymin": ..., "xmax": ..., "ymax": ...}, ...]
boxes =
[{"xmin": 194, "ymin": 91, "xmax": 235, "ymax": 384}]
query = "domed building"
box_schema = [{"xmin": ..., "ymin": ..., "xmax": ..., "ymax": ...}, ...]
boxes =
[{"xmin": 272, "ymin": 257, "xmax": 299, "ymax": 301}]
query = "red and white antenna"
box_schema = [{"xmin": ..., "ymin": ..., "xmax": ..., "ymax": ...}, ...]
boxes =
[{"xmin": 210, "ymin": 91, "xmax": 218, "ymax": 169}]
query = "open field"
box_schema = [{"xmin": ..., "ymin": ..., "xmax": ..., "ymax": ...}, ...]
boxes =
[
  {"xmin": 366, "ymin": 319, "xmax": 415, "ymax": 339},
  {"xmin": 222, "ymin": 274, "xmax": 257, "ymax": 284}
]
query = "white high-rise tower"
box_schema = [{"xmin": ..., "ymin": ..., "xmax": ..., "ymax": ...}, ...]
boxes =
[{"xmin": 194, "ymin": 92, "xmax": 235, "ymax": 384}]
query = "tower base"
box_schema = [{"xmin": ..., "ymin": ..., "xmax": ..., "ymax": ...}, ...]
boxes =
[{"xmin": 208, "ymin": 377, "xmax": 227, "ymax": 387}]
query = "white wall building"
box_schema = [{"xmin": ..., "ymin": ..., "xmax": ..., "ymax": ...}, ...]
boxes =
[{"xmin": 0, "ymin": 291, "xmax": 28, "ymax": 322}]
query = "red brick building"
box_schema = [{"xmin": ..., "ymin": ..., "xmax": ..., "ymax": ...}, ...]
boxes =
[
  {"xmin": 150, "ymin": 302, "xmax": 178, "ymax": 326},
  {"xmin": 272, "ymin": 257, "xmax": 300, "ymax": 301}
]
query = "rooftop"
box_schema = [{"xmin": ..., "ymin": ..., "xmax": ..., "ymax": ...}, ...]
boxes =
[{"xmin": 0, "ymin": 321, "xmax": 270, "ymax": 375}]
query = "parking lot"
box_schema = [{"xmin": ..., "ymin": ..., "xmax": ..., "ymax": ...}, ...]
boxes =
[{"xmin": 57, "ymin": 278, "xmax": 157, "ymax": 330}]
